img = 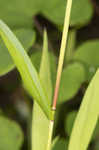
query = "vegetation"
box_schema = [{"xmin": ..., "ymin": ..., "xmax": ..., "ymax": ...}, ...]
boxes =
[{"xmin": 0, "ymin": 0, "xmax": 99, "ymax": 150}]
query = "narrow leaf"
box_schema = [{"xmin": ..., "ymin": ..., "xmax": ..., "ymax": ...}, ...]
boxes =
[
  {"xmin": 39, "ymin": 30, "xmax": 52, "ymax": 101},
  {"xmin": 30, "ymin": 50, "xmax": 57, "ymax": 90},
  {"xmin": 32, "ymin": 30, "xmax": 52, "ymax": 150},
  {"xmin": 68, "ymin": 69, "xmax": 99, "ymax": 150},
  {"xmin": 0, "ymin": 20, "xmax": 52, "ymax": 119},
  {"xmin": 0, "ymin": 28, "xmax": 36, "ymax": 76},
  {"xmin": 65, "ymin": 29, "xmax": 76, "ymax": 63}
]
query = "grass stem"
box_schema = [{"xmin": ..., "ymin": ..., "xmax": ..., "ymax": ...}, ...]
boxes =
[
  {"xmin": 46, "ymin": 0, "xmax": 73, "ymax": 150},
  {"xmin": 52, "ymin": 0, "xmax": 73, "ymax": 110},
  {"xmin": 46, "ymin": 120, "xmax": 54, "ymax": 150}
]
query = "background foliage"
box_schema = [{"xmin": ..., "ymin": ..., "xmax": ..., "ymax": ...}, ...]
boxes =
[{"xmin": 0, "ymin": 0, "xmax": 99, "ymax": 150}]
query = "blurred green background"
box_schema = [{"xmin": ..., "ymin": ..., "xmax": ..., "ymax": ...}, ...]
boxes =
[{"xmin": 0, "ymin": 0, "xmax": 99, "ymax": 150}]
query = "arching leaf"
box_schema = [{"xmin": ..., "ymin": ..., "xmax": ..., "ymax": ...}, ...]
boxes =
[
  {"xmin": 0, "ymin": 20, "xmax": 52, "ymax": 119},
  {"xmin": 68, "ymin": 69, "xmax": 99, "ymax": 150},
  {"xmin": 0, "ymin": 28, "xmax": 36, "ymax": 76}
]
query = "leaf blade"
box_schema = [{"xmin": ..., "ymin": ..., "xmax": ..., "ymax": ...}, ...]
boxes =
[
  {"xmin": 32, "ymin": 30, "xmax": 53, "ymax": 150},
  {"xmin": 68, "ymin": 69, "xmax": 99, "ymax": 150},
  {"xmin": 39, "ymin": 30, "xmax": 52, "ymax": 101},
  {"xmin": 0, "ymin": 20, "xmax": 52, "ymax": 119},
  {"xmin": 0, "ymin": 28, "xmax": 36, "ymax": 76}
]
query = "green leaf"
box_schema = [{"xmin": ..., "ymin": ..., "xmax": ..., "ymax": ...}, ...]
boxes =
[
  {"xmin": 14, "ymin": 28, "xmax": 36, "ymax": 50},
  {"xmin": 74, "ymin": 40, "xmax": 99, "ymax": 81},
  {"xmin": 0, "ymin": 0, "xmax": 93, "ymax": 28},
  {"xmin": 32, "ymin": 30, "xmax": 52, "ymax": 150},
  {"xmin": 0, "ymin": 20, "xmax": 52, "ymax": 119},
  {"xmin": 0, "ymin": 116, "xmax": 23, "ymax": 150},
  {"xmin": 65, "ymin": 111, "xmax": 77, "ymax": 136},
  {"xmin": 30, "ymin": 50, "xmax": 57, "ymax": 90},
  {"xmin": 92, "ymin": 119, "xmax": 99, "ymax": 140},
  {"xmin": 68, "ymin": 69, "xmax": 99, "ymax": 150},
  {"xmin": 52, "ymin": 137, "xmax": 68, "ymax": 150},
  {"xmin": 42, "ymin": 0, "xmax": 93, "ymax": 27},
  {"xmin": 70, "ymin": 0, "xmax": 93, "ymax": 26},
  {"xmin": 74, "ymin": 40, "xmax": 99, "ymax": 66},
  {"xmin": 39, "ymin": 31, "xmax": 52, "ymax": 100},
  {"xmin": 30, "ymin": 50, "xmax": 42, "ymax": 72},
  {"xmin": 0, "ymin": 0, "xmax": 38, "ymax": 28},
  {"xmin": 66, "ymin": 116, "xmax": 99, "ymax": 146},
  {"xmin": 65, "ymin": 29, "xmax": 76, "ymax": 63},
  {"xmin": 0, "ymin": 28, "xmax": 36, "ymax": 76},
  {"xmin": 58, "ymin": 63, "xmax": 85, "ymax": 103}
]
